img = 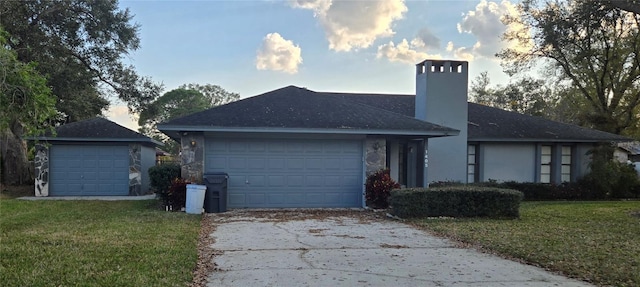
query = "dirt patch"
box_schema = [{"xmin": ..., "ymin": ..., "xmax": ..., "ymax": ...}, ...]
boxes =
[{"xmin": 0, "ymin": 184, "xmax": 33, "ymax": 199}]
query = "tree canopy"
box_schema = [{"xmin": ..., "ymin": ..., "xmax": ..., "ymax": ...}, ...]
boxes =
[
  {"xmin": 499, "ymin": 0, "xmax": 640, "ymax": 137},
  {"xmin": 0, "ymin": 0, "xmax": 162, "ymax": 122},
  {"xmin": 139, "ymin": 85, "xmax": 239, "ymax": 154}
]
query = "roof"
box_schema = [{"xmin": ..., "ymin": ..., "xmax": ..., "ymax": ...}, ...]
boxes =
[
  {"xmin": 324, "ymin": 91, "xmax": 629, "ymax": 142},
  {"xmin": 618, "ymin": 142, "xmax": 640, "ymax": 155},
  {"xmin": 159, "ymin": 86, "xmax": 459, "ymax": 137},
  {"xmin": 159, "ymin": 85, "xmax": 629, "ymax": 143},
  {"xmin": 34, "ymin": 117, "xmax": 162, "ymax": 145}
]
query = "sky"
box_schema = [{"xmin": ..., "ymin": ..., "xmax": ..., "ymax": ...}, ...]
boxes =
[{"xmin": 107, "ymin": 0, "xmax": 528, "ymax": 131}]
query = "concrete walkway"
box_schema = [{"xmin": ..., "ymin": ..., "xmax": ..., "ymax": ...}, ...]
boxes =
[
  {"xmin": 18, "ymin": 194, "xmax": 156, "ymax": 201},
  {"xmin": 207, "ymin": 210, "xmax": 592, "ymax": 287}
]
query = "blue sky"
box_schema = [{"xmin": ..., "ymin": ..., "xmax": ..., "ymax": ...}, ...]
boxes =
[{"xmin": 108, "ymin": 0, "xmax": 526, "ymax": 130}]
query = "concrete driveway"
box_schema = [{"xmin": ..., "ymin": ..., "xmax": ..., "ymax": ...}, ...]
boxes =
[{"xmin": 206, "ymin": 210, "xmax": 591, "ymax": 287}]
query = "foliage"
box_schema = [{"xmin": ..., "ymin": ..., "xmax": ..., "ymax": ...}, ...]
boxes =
[
  {"xmin": 364, "ymin": 169, "xmax": 400, "ymax": 209},
  {"xmin": 0, "ymin": 199, "xmax": 200, "ymax": 286},
  {"xmin": 470, "ymin": 71, "xmax": 557, "ymax": 118},
  {"xmin": 414, "ymin": 201, "xmax": 640, "ymax": 287},
  {"xmin": 0, "ymin": 0, "xmax": 162, "ymax": 122},
  {"xmin": 390, "ymin": 186, "xmax": 523, "ymax": 219},
  {"xmin": 163, "ymin": 178, "xmax": 189, "ymax": 211},
  {"xmin": 499, "ymin": 0, "xmax": 640, "ymax": 136},
  {"xmin": 0, "ymin": 28, "xmax": 57, "ymax": 136},
  {"xmin": 148, "ymin": 163, "xmax": 181, "ymax": 193},
  {"xmin": 580, "ymin": 145, "xmax": 640, "ymax": 198},
  {"xmin": 139, "ymin": 85, "xmax": 239, "ymax": 155}
]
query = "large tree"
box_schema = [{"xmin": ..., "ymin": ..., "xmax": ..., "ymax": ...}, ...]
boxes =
[
  {"xmin": 499, "ymin": 0, "xmax": 640, "ymax": 137},
  {"xmin": 470, "ymin": 72, "xmax": 557, "ymax": 118},
  {"xmin": 139, "ymin": 85, "xmax": 239, "ymax": 154},
  {"xmin": 0, "ymin": 0, "xmax": 162, "ymax": 185},
  {"xmin": 0, "ymin": 28, "xmax": 58, "ymax": 186}
]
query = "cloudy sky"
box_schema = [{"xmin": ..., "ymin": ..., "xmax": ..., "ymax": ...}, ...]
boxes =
[{"xmin": 108, "ymin": 0, "xmax": 527, "ymax": 130}]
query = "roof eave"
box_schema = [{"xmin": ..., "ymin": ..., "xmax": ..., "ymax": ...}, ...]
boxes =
[
  {"xmin": 27, "ymin": 136, "xmax": 164, "ymax": 146},
  {"xmin": 469, "ymin": 137, "xmax": 629, "ymax": 143},
  {"xmin": 158, "ymin": 125, "xmax": 460, "ymax": 137}
]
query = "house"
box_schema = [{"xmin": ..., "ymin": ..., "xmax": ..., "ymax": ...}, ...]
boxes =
[
  {"xmin": 616, "ymin": 141, "xmax": 640, "ymax": 163},
  {"xmin": 32, "ymin": 117, "xmax": 161, "ymax": 197},
  {"xmin": 158, "ymin": 60, "xmax": 629, "ymax": 209}
]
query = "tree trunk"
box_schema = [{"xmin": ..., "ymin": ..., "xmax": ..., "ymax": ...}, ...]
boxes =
[{"xmin": 0, "ymin": 122, "xmax": 32, "ymax": 185}]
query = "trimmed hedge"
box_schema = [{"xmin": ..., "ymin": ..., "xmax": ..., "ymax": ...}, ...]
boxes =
[{"xmin": 390, "ymin": 186, "xmax": 523, "ymax": 219}]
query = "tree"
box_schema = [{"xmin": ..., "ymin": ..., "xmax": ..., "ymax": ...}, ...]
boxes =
[
  {"xmin": 0, "ymin": 28, "xmax": 58, "ymax": 185},
  {"xmin": 499, "ymin": 0, "xmax": 640, "ymax": 137},
  {"xmin": 600, "ymin": 0, "xmax": 640, "ymax": 15},
  {"xmin": 469, "ymin": 72, "xmax": 557, "ymax": 118},
  {"xmin": 138, "ymin": 86, "xmax": 239, "ymax": 154}
]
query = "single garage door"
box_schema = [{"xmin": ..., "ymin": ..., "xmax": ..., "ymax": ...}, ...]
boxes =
[
  {"xmin": 206, "ymin": 138, "xmax": 364, "ymax": 208},
  {"xmin": 49, "ymin": 145, "xmax": 129, "ymax": 196}
]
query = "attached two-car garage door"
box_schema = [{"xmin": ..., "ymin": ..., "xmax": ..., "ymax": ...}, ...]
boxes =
[
  {"xmin": 205, "ymin": 138, "xmax": 364, "ymax": 208},
  {"xmin": 49, "ymin": 145, "xmax": 129, "ymax": 196}
]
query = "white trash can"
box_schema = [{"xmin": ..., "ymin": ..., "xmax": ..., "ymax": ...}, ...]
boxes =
[{"xmin": 185, "ymin": 184, "xmax": 207, "ymax": 214}]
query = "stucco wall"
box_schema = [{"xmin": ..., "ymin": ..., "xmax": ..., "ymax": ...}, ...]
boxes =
[
  {"xmin": 416, "ymin": 60, "xmax": 468, "ymax": 183},
  {"xmin": 480, "ymin": 143, "xmax": 537, "ymax": 182},
  {"xmin": 140, "ymin": 145, "xmax": 156, "ymax": 194}
]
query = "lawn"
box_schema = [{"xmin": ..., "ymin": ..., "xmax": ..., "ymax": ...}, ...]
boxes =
[
  {"xmin": 413, "ymin": 201, "xmax": 640, "ymax": 287},
  {"xmin": 0, "ymin": 196, "xmax": 201, "ymax": 286}
]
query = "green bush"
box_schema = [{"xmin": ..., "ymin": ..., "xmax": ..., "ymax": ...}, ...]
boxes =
[
  {"xmin": 390, "ymin": 186, "xmax": 523, "ymax": 219},
  {"xmin": 579, "ymin": 160, "xmax": 640, "ymax": 199},
  {"xmin": 148, "ymin": 163, "xmax": 181, "ymax": 194}
]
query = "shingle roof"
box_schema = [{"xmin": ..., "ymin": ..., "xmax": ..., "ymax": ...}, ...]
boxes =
[
  {"xmin": 160, "ymin": 85, "xmax": 629, "ymax": 142},
  {"xmin": 37, "ymin": 117, "xmax": 160, "ymax": 144},
  {"xmin": 159, "ymin": 86, "xmax": 458, "ymax": 136}
]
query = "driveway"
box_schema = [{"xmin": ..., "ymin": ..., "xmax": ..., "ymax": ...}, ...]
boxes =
[{"xmin": 206, "ymin": 210, "xmax": 591, "ymax": 287}]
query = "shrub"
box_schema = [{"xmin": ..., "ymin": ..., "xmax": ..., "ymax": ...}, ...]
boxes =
[
  {"xmin": 148, "ymin": 163, "xmax": 181, "ymax": 194},
  {"xmin": 365, "ymin": 169, "xmax": 400, "ymax": 209},
  {"xmin": 390, "ymin": 186, "xmax": 523, "ymax": 219},
  {"xmin": 163, "ymin": 178, "xmax": 189, "ymax": 211},
  {"xmin": 579, "ymin": 160, "xmax": 640, "ymax": 199}
]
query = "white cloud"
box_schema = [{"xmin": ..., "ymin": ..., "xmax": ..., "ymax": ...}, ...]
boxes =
[
  {"xmin": 456, "ymin": 0, "xmax": 530, "ymax": 59},
  {"xmin": 256, "ymin": 33, "xmax": 303, "ymax": 74},
  {"xmin": 446, "ymin": 41, "xmax": 475, "ymax": 61},
  {"xmin": 106, "ymin": 105, "xmax": 139, "ymax": 132},
  {"xmin": 290, "ymin": 0, "xmax": 407, "ymax": 51},
  {"xmin": 377, "ymin": 39, "xmax": 441, "ymax": 64}
]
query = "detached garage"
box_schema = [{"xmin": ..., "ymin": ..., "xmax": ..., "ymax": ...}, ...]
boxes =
[{"xmin": 32, "ymin": 117, "xmax": 160, "ymax": 197}]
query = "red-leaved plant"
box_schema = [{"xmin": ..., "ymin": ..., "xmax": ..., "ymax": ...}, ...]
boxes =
[
  {"xmin": 163, "ymin": 178, "xmax": 189, "ymax": 211},
  {"xmin": 365, "ymin": 169, "xmax": 400, "ymax": 209}
]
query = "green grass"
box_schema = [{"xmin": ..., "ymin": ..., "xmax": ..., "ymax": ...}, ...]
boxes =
[
  {"xmin": 413, "ymin": 201, "xmax": 640, "ymax": 287},
  {"xmin": 0, "ymin": 198, "xmax": 201, "ymax": 286}
]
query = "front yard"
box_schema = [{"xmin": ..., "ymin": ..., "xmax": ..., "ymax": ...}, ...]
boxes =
[
  {"xmin": 414, "ymin": 201, "xmax": 640, "ymax": 287},
  {"xmin": 0, "ymin": 196, "xmax": 201, "ymax": 286}
]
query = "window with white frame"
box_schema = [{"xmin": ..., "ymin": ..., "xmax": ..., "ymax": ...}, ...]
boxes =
[
  {"xmin": 561, "ymin": 146, "xmax": 571, "ymax": 182},
  {"xmin": 540, "ymin": 145, "xmax": 552, "ymax": 183},
  {"xmin": 467, "ymin": 144, "xmax": 476, "ymax": 183}
]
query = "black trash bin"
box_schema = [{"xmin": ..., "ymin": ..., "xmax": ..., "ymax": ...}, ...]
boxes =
[{"xmin": 203, "ymin": 173, "xmax": 228, "ymax": 213}]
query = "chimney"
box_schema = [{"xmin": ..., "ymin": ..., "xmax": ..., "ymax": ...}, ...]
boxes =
[{"xmin": 416, "ymin": 60, "xmax": 468, "ymax": 183}]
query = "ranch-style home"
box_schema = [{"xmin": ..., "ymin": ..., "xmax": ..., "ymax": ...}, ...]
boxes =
[{"xmin": 158, "ymin": 60, "xmax": 629, "ymax": 209}]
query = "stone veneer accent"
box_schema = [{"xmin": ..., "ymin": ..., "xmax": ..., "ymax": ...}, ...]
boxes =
[
  {"xmin": 365, "ymin": 138, "xmax": 386, "ymax": 176},
  {"xmin": 181, "ymin": 133, "xmax": 204, "ymax": 183},
  {"xmin": 34, "ymin": 144, "xmax": 49, "ymax": 197},
  {"xmin": 129, "ymin": 143, "xmax": 142, "ymax": 196}
]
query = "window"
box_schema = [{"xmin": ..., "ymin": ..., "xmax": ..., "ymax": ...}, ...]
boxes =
[
  {"xmin": 540, "ymin": 145, "xmax": 552, "ymax": 183},
  {"xmin": 561, "ymin": 146, "xmax": 571, "ymax": 182},
  {"xmin": 467, "ymin": 144, "xmax": 477, "ymax": 183}
]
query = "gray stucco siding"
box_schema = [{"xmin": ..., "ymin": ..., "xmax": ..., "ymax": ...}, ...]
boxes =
[
  {"xmin": 479, "ymin": 143, "xmax": 537, "ymax": 183},
  {"xmin": 140, "ymin": 145, "xmax": 156, "ymax": 194},
  {"xmin": 204, "ymin": 136, "xmax": 364, "ymax": 208}
]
